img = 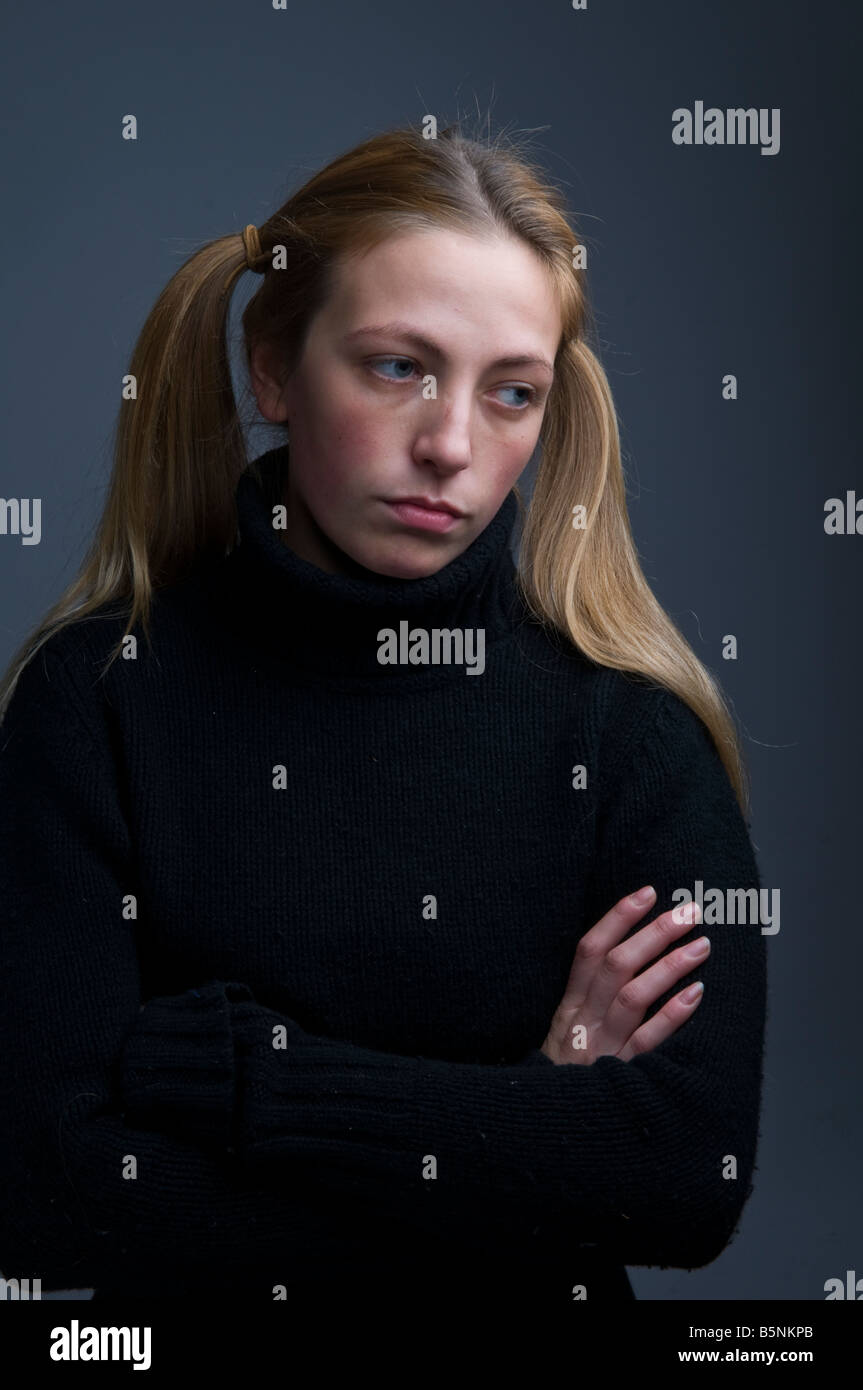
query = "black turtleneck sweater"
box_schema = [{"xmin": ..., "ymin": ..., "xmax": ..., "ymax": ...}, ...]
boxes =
[{"xmin": 0, "ymin": 445, "xmax": 767, "ymax": 1309}]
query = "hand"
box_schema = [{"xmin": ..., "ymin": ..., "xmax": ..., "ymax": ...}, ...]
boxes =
[{"xmin": 540, "ymin": 887, "xmax": 708, "ymax": 1065}]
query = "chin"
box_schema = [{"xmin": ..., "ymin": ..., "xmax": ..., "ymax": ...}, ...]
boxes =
[{"xmin": 360, "ymin": 544, "xmax": 454, "ymax": 581}]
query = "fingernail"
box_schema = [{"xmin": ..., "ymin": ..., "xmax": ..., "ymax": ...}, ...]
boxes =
[
  {"xmin": 685, "ymin": 935, "xmax": 710, "ymax": 958},
  {"xmin": 631, "ymin": 885, "xmax": 655, "ymax": 905},
  {"xmin": 674, "ymin": 901, "xmax": 701, "ymax": 924},
  {"xmin": 682, "ymin": 982, "xmax": 704, "ymax": 1004}
]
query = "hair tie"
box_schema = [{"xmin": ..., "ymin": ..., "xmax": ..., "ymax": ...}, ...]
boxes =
[{"xmin": 243, "ymin": 224, "xmax": 264, "ymax": 272}]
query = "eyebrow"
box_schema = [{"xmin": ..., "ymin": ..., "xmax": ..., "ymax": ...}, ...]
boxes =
[{"xmin": 343, "ymin": 322, "xmax": 556, "ymax": 375}]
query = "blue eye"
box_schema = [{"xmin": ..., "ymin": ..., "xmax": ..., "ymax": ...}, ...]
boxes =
[
  {"xmin": 370, "ymin": 356, "xmax": 417, "ymax": 380},
  {"xmin": 496, "ymin": 385, "xmax": 535, "ymax": 410},
  {"xmin": 367, "ymin": 357, "xmax": 536, "ymax": 410}
]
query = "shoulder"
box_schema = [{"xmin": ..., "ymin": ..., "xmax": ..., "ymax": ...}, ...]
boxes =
[
  {"xmin": 516, "ymin": 614, "xmax": 726, "ymax": 789},
  {"xmin": 513, "ymin": 609, "xmax": 694, "ymax": 749},
  {"xmin": 591, "ymin": 675, "xmax": 724, "ymax": 806},
  {"xmin": 4, "ymin": 568, "xmax": 207, "ymax": 714},
  {"xmin": 597, "ymin": 679, "xmax": 746, "ymax": 840},
  {"xmin": 510, "ymin": 604, "xmax": 662, "ymax": 720},
  {"xmin": 12, "ymin": 602, "xmax": 128, "ymax": 686},
  {"xmin": 1, "ymin": 563, "xmax": 239, "ymax": 755},
  {"xmin": 601, "ymin": 674, "xmax": 725, "ymax": 778},
  {"xmin": 0, "ymin": 600, "xmax": 134, "ymax": 748}
]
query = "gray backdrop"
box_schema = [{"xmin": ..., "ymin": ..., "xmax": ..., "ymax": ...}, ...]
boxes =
[{"xmin": 1, "ymin": 0, "xmax": 859, "ymax": 1301}]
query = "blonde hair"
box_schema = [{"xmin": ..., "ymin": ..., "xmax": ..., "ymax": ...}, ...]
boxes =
[{"xmin": 0, "ymin": 117, "xmax": 751, "ymax": 814}]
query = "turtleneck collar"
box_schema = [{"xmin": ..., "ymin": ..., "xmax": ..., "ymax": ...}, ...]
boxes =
[{"xmin": 214, "ymin": 444, "xmax": 524, "ymax": 682}]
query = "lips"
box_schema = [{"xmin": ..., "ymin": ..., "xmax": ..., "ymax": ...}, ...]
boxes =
[
  {"xmin": 384, "ymin": 499, "xmax": 463, "ymax": 533},
  {"xmin": 388, "ymin": 496, "xmax": 464, "ymax": 517}
]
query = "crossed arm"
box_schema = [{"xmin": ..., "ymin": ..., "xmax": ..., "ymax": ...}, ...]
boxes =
[{"xmin": 0, "ymin": 652, "xmax": 767, "ymax": 1289}]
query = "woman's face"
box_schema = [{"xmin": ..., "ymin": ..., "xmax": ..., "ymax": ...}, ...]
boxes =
[{"xmin": 250, "ymin": 227, "xmax": 562, "ymax": 578}]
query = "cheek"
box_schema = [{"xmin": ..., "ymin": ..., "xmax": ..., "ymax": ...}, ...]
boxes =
[
  {"xmin": 297, "ymin": 408, "xmax": 381, "ymax": 506},
  {"xmin": 489, "ymin": 440, "xmax": 531, "ymax": 492},
  {"xmin": 324, "ymin": 406, "xmax": 391, "ymax": 476}
]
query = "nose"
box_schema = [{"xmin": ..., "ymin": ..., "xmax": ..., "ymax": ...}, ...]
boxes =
[{"xmin": 411, "ymin": 391, "xmax": 472, "ymax": 476}]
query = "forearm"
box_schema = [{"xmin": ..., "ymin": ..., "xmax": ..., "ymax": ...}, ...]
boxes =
[{"xmin": 123, "ymin": 973, "xmax": 762, "ymax": 1270}]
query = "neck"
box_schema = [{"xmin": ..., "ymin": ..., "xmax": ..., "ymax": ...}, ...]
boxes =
[
  {"xmin": 275, "ymin": 480, "xmax": 372, "ymax": 579},
  {"xmin": 213, "ymin": 444, "xmax": 524, "ymax": 683}
]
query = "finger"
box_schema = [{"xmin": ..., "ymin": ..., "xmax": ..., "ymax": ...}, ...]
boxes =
[
  {"xmin": 581, "ymin": 901, "xmax": 703, "ymax": 1022},
  {"xmin": 617, "ymin": 981, "xmax": 706, "ymax": 1062},
  {"xmin": 558, "ymin": 888, "xmax": 657, "ymax": 1009},
  {"xmin": 600, "ymin": 934, "xmax": 711, "ymax": 1048}
]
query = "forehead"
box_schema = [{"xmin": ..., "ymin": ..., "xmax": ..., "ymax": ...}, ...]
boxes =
[{"xmin": 318, "ymin": 228, "xmax": 562, "ymax": 351}]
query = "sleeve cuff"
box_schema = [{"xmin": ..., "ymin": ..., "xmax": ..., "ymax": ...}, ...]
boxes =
[{"xmin": 121, "ymin": 980, "xmax": 255, "ymax": 1146}]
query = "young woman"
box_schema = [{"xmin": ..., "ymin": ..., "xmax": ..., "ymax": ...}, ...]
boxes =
[{"xmin": 0, "ymin": 121, "xmax": 766, "ymax": 1310}]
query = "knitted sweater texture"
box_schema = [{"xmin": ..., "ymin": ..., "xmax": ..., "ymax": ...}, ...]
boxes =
[{"xmin": 0, "ymin": 445, "xmax": 767, "ymax": 1308}]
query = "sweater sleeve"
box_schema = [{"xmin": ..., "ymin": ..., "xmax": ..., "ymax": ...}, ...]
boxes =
[
  {"xmin": 122, "ymin": 689, "xmax": 768, "ymax": 1272},
  {"xmin": 0, "ymin": 645, "xmax": 381, "ymax": 1293}
]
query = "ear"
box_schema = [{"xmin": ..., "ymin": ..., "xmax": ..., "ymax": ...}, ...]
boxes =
[{"xmin": 249, "ymin": 340, "xmax": 290, "ymax": 424}]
